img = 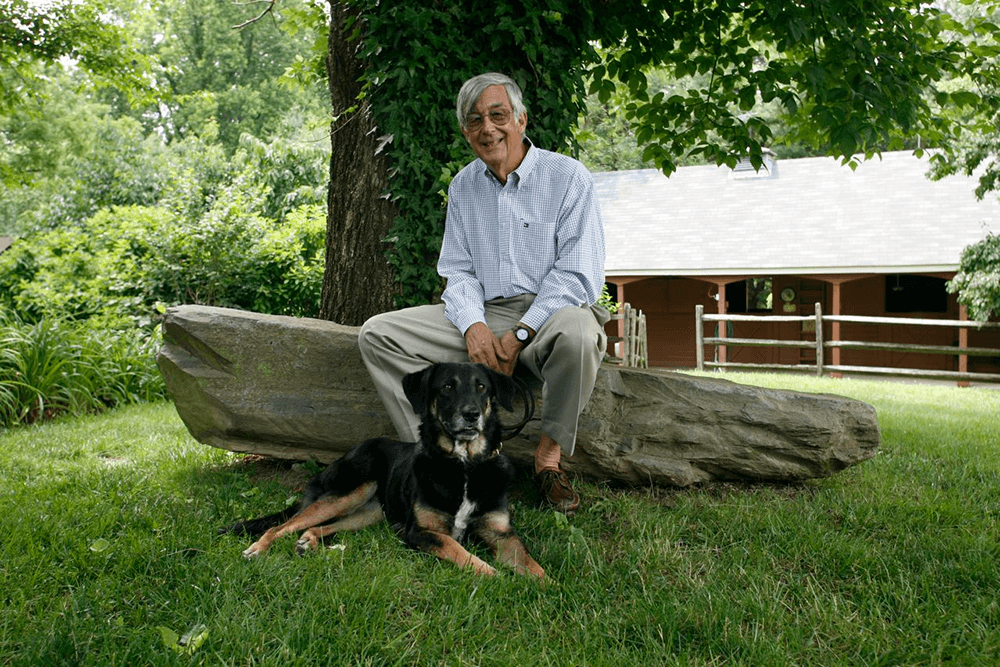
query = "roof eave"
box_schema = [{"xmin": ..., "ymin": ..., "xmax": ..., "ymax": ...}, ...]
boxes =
[{"xmin": 605, "ymin": 265, "xmax": 960, "ymax": 278}]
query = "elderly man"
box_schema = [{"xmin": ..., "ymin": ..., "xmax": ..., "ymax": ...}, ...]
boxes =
[{"xmin": 359, "ymin": 72, "xmax": 607, "ymax": 515}]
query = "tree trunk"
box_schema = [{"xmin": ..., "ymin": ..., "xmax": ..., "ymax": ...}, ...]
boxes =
[{"xmin": 319, "ymin": 2, "xmax": 397, "ymax": 326}]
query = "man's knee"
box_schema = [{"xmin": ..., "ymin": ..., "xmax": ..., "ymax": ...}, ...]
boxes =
[
  {"xmin": 358, "ymin": 312, "xmax": 392, "ymax": 359},
  {"xmin": 547, "ymin": 306, "xmax": 606, "ymax": 354}
]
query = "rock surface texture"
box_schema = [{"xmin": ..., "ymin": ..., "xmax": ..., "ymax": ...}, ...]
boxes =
[{"xmin": 157, "ymin": 305, "xmax": 880, "ymax": 487}]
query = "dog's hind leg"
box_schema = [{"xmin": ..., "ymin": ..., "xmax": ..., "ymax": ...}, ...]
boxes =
[
  {"xmin": 219, "ymin": 506, "xmax": 297, "ymax": 537},
  {"xmin": 476, "ymin": 511, "xmax": 545, "ymax": 578},
  {"xmin": 294, "ymin": 500, "xmax": 385, "ymax": 555},
  {"xmin": 242, "ymin": 482, "xmax": 377, "ymax": 558}
]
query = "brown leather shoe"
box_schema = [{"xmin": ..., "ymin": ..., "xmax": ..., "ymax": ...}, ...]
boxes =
[{"xmin": 536, "ymin": 467, "xmax": 581, "ymax": 516}]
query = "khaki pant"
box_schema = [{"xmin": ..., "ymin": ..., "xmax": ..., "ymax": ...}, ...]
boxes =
[{"xmin": 358, "ymin": 295, "xmax": 608, "ymax": 456}]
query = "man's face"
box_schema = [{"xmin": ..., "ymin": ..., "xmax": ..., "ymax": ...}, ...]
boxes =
[{"xmin": 461, "ymin": 85, "xmax": 527, "ymax": 179}]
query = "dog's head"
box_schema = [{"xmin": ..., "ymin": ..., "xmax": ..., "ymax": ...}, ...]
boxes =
[{"xmin": 403, "ymin": 363, "xmax": 515, "ymax": 456}]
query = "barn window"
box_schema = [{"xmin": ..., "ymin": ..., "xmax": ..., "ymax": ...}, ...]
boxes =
[
  {"xmin": 885, "ymin": 275, "xmax": 948, "ymax": 313},
  {"xmin": 727, "ymin": 278, "xmax": 773, "ymax": 313}
]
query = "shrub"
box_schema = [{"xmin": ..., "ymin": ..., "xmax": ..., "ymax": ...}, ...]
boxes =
[
  {"xmin": 0, "ymin": 201, "xmax": 327, "ymax": 325},
  {"xmin": 143, "ymin": 200, "xmax": 326, "ymax": 317},
  {"xmin": 948, "ymin": 232, "xmax": 1000, "ymax": 323},
  {"xmin": 0, "ymin": 206, "xmax": 173, "ymax": 326},
  {"xmin": 0, "ymin": 313, "xmax": 166, "ymax": 427}
]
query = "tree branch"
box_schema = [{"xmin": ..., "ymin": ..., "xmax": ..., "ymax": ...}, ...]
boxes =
[{"xmin": 232, "ymin": 0, "xmax": 277, "ymax": 30}]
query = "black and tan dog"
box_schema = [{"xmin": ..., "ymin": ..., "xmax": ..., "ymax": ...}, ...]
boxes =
[{"xmin": 222, "ymin": 362, "xmax": 544, "ymax": 578}]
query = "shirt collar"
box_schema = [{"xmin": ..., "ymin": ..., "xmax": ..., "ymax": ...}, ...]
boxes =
[{"xmin": 482, "ymin": 138, "xmax": 537, "ymax": 187}]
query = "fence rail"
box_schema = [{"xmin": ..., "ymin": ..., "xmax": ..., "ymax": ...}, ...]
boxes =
[
  {"xmin": 695, "ymin": 303, "xmax": 1000, "ymax": 383},
  {"xmin": 608, "ymin": 303, "xmax": 648, "ymax": 368}
]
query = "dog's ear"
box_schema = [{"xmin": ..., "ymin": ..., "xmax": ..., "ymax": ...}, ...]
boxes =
[
  {"xmin": 488, "ymin": 368, "xmax": 516, "ymax": 412},
  {"xmin": 402, "ymin": 365, "xmax": 434, "ymax": 415}
]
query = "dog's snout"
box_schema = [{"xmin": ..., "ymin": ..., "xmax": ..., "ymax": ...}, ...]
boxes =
[{"xmin": 456, "ymin": 406, "xmax": 482, "ymax": 428}]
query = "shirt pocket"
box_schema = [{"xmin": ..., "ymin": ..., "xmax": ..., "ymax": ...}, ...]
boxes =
[{"xmin": 513, "ymin": 217, "xmax": 558, "ymax": 262}]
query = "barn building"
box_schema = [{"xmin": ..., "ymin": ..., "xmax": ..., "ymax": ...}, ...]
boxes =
[{"xmin": 596, "ymin": 150, "xmax": 1000, "ymax": 378}]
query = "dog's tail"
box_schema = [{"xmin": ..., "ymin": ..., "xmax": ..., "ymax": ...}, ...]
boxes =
[{"xmin": 218, "ymin": 506, "xmax": 297, "ymax": 537}]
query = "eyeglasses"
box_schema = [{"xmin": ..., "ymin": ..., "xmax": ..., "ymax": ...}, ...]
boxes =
[{"xmin": 464, "ymin": 109, "xmax": 512, "ymax": 130}]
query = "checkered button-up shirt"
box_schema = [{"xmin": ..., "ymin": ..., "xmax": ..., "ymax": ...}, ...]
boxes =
[{"xmin": 438, "ymin": 142, "xmax": 606, "ymax": 335}]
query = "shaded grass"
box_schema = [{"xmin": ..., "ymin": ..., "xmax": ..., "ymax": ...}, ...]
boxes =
[{"xmin": 1, "ymin": 373, "xmax": 999, "ymax": 665}]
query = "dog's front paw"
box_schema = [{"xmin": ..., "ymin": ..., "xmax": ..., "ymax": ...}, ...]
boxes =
[
  {"xmin": 294, "ymin": 534, "xmax": 319, "ymax": 556},
  {"xmin": 242, "ymin": 543, "xmax": 265, "ymax": 559},
  {"xmin": 473, "ymin": 561, "xmax": 498, "ymax": 576}
]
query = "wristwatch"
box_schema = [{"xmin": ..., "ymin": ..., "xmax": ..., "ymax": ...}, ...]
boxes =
[{"xmin": 513, "ymin": 325, "xmax": 534, "ymax": 346}]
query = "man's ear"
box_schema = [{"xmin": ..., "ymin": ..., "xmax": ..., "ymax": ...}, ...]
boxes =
[{"xmin": 402, "ymin": 365, "xmax": 435, "ymax": 415}]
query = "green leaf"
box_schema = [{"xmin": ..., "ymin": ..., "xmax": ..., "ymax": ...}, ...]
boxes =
[
  {"xmin": 89, "ymin": 538, "xmax": 111, "ymax": 552},
  {"xmin": 157, "ymin": 626, "xmax": 180, "ymax": 649}
]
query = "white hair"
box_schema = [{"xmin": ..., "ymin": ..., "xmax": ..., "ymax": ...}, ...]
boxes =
[{"xmin": 456, "ymin": 72, "xmax": 527, "ymax": 130}]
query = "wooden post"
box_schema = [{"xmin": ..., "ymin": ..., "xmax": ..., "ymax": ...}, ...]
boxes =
[
  {"xmin": 695, "ymin": 304, "xmax": 705, "ymax": 370},
  {"xmin": 639, "ymin": 311, "xmax": 648, "ymax": 368},
  {"xmin": 623, "ymin": 303, "xmax": 633, "ymax": 366},
  {"xmin": 717, "ymin": 283, "xmax": 728, "ymax": 365},
  {"xmin": 815, "ymin": 302, "xmax": 824, "ymax": 377},
  {"xmin": 830, "ymin": 282, "xmax": 842, "ymax": 378},
  {"xmin": 615, "ymin": 285, "xmax": 626, "ymax": 359},
  {"xmin": 958, "ymin": 304, "xmax": 970, "ymax": 388}
]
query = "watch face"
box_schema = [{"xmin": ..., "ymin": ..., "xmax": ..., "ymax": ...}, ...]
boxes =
[{"xmin": 516, "ymin": 328, "xmax": 529, "ymax": 341}]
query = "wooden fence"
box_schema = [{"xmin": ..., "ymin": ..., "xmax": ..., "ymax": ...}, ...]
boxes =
[
  {"xmin": 609, "ymin": 303, "xmax": 648, "ymax": 368},
  {"xmin": 695, "ymin": 303, "xmax": 1000, "ymax": 383}
]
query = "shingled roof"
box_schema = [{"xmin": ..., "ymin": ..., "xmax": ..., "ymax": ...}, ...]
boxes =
[{"xmin": 594, "ymin": 150, "xmax": 1000, "ymax": 278}]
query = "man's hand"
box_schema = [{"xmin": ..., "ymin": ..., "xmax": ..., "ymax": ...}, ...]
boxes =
[
  {"xmin": 495, "ymin": 330, "xmax": 523, "ymax": 376},
  {"xmin": 465, "ymin": 322, "xmax": 521, "ymax": 375}
]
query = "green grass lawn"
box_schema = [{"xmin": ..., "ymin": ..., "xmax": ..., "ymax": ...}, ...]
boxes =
[{"xmin": 1, "ymin": 372, "xmax": 999, "ymax": 665}]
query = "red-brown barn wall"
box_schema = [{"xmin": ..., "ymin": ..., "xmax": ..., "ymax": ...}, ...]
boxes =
[{"xmin": 609, "ymin": 276, "xmax": 1000, "ymax": 374}]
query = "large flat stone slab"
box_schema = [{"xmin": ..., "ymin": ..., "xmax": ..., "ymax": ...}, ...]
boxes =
[{"xmin": 156, "ymin": 305, "xmax": 879, "ymax": 487}]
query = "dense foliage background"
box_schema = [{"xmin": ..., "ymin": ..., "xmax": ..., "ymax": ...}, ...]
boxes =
[{"xmin": 1, "ymin": 0, "xmax": 331, "ymax": 425}]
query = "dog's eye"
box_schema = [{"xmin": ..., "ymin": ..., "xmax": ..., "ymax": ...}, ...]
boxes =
[
  {"xmin": 476, "ymin": 382, "xmax": 486, "ymax": 393},
  {"xmin": 443, "ymin": 382, "xmax": 454, "ymax": 393}
]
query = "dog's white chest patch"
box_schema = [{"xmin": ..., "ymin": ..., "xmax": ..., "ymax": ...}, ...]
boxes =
[{"xmin": 452, "ymin": 484, "xmax": 477, "ymax": 540}]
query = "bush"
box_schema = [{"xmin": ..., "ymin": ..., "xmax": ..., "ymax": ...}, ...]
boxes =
[
  {"xmin": 0, "ymin": 206, "xmax": 175, "ymax": 326},
  {"xmin": 0, "ymin": 313, "xmax": 166, "ymax": 427},
  {"xmin": 0, "ymin": 201, "xmax": 327, "ymax": 325},
  {"xmin": 143, "ymin": 200, "xmax": 326, "ymax": 317},
  {"xmin": 948, "ymin": 232, "xmax": 1000, "ymax": 323}
]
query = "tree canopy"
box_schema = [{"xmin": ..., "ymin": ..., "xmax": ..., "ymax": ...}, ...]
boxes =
[
  {"xmin": 594, "ymin": 0, "xmax": 999, "ymax": 174},
  {"xmin": 0, "ymin": 0, "xmax": 150, "ymax": 111}
]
